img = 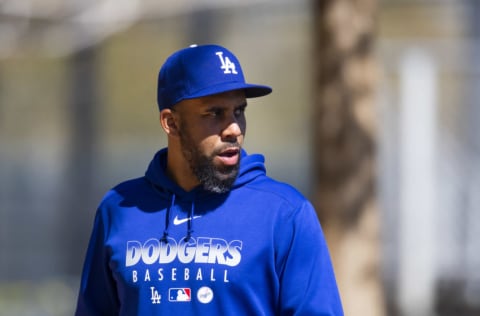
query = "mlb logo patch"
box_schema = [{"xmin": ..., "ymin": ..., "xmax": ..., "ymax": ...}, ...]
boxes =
[{"xmin": 168, "ymin": 288, "xmax": 191, "ymax": 302}]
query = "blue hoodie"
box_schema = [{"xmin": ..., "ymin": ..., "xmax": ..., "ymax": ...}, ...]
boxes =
[{"xmin": 75, "ymin": 148, "xmax": 343, "ymax": 315}]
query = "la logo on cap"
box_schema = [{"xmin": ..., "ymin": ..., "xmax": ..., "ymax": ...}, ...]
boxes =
[{"xmin": 216, "ymin": 51, "xmax": 238, "ymax": 74}]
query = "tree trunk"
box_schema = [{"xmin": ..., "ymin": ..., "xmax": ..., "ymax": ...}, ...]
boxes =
[{"xmin": 311, "ymin": 0, "xmax": 385, "ymax": 315}]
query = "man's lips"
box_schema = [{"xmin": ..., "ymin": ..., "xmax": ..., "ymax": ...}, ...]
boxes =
[{"xmin": 216, "ymin": 147, "xmax": 240, "ymax": 166}]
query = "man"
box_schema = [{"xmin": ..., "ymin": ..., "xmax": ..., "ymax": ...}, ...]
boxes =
[{"xmin": 75, "ymin": 44, "xmax": 343, "ymax": 315}]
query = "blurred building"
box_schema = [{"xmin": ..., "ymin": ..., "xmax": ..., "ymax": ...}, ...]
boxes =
[{"xmin": 378, "ymin": 1, "xmax": 480, "ymax": 315}]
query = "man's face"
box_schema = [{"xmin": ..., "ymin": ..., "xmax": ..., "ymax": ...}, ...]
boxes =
[{"xmin": 174, "ymin": 90, "xmax": 247, "ymax": 193}]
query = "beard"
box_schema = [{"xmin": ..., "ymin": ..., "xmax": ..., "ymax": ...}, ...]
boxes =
[{"xmin": 178, "ymin": 128, "xmax": 241, "ymax": 194}]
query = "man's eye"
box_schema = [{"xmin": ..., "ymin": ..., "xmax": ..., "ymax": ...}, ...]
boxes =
[
  {"xmin": 235, "ymin": 107, "xmax": 246, "ymax": 116},
  {"xmin": 212, "ymin": 110, "xmax": 223, "ymax": 116},
  {"xmin": 205, "ymin": 109, "xmax": 222, "ymax": 117}
]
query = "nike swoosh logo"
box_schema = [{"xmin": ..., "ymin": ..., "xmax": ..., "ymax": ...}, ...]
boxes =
[{"xmin": 173, "ymin": 215, "xmax": 202, "ymax": 226}]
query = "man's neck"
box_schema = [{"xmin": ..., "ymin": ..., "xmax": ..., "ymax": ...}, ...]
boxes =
[{"xmin": 166, "ymin": 147, "xmax": 199, "ymax": 192}]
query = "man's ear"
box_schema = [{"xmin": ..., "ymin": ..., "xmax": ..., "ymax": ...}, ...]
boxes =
[{"xmin": 160, "ymin": 109, "xmax": 179, "ymax": 137}]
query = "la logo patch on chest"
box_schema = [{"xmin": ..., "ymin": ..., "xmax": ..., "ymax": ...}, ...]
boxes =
[{"xmin": 150, "ymin": 286, "xmax": 161, "ymax": 304}]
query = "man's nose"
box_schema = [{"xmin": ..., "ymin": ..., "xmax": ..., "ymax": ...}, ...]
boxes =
[{"xmin": 221, "ymin": 119, "xmax": 243, "ymax": 141}]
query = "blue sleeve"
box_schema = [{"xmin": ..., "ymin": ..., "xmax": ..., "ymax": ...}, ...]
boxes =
[
  {"xmin": 75, "ymin": 209, "xmax": 120, "ymax": 316},
  {"xmin": 276, "ymin": 201, "xmax": 344, "ymax": 316}
]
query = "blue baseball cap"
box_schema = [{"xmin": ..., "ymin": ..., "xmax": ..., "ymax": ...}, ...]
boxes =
[{"xmin": 157, "ymin": 44, "xmax": 272, "ymax": 110}]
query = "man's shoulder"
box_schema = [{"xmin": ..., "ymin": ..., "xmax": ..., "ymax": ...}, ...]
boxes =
[
  {"xmin": 99, "ymin": 176, "xmax": 153, "ymax": 206},
  {"xmin": 244, "ymin": 174, "xmax": 308, "ymax": 206},
  {"xmin": 112, "ymin": 176, "xmax": 149, "ymax": 192}
]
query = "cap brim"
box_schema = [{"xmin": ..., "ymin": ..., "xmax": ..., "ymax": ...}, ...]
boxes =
[
  {"xmin": 186, "ymin": 82, "xmax": 272, "ymax": 100},
  {"xmin": 244, "ymin": 84, "xmax": 273, "ymax": 98}
]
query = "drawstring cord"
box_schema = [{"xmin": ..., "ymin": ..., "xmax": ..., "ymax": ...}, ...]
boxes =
[
  {"xmin": 160, "ymin": 192, "xmax": 195, "ymax": 242},
  {"xmin": 161, "ymin": 194, "xmax": 176, "ymax": 243},
  {"xmin": 185, "ymin": 202, "xmax": 195, "ymax": 242}
]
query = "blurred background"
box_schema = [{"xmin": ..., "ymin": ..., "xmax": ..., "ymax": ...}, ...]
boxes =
[{"xmin": 0, "ymin": 0, "xmax": 479, "ymax": 315}]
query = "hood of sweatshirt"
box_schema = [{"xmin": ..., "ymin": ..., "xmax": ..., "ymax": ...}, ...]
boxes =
[{"xmin": 144, "ymin": 148, "xmax": 266, "ymax": 241}]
